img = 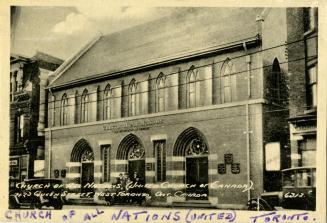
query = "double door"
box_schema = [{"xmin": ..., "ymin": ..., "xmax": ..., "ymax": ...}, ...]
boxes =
[
  {"xmin": 128, "ymin": 159, "xmax": 145, "ymax": 181},
  {"xmin": 81, "ymin": 162, "xmax": 94, "ymax": 196},
  {"xmin": 186, "ymin": 156, "xmax": 208, "ymax": 200}
]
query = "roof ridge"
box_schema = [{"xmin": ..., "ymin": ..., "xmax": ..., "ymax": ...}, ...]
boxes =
[
  {"xmin": 32, "ymin": 51, "xmax": 64, "ymax": 65},
  {"xmin": 48, "ymin": 8, "xmax": 261, "ymax": 89},
  {"xmin": 47, "ymin": 34, "xmax": 102, "ymax": 88}
]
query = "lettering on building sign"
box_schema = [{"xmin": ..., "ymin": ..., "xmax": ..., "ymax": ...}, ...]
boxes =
[
  {"xmin": 10, "ymin": 159, "xmax": 19, "ymax": 166},
  {"xmin": 294, "ymin": 125, "xmax": 316, "ymax": 132},
  {"xmin": 103, "ymin": 119, "xmax": 164, "ymax": 133}
]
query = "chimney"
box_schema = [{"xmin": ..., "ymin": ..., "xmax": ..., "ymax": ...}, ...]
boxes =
[{"xmin": 37, "ymin": 70, "xmax": 49, "ymax": 136}]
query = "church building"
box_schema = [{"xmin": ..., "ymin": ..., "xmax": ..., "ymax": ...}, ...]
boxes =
[{"xmin": 45, "ymin": 8, "xmax": 294, "ymax": 208}]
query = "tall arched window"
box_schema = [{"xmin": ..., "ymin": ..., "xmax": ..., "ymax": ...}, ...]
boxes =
[
  {"xmin": 60, "ymin": 93, "xmax": 68, "ymax": 125},
  {"xmin": 156, "ymin": 73, "xmax": 166, "ymax": 112},
  {"xmin": 271, "ymin": 58, "xmax": 281, "ymax": 103},
  {"xmin": 221, "ymin": 59, "xmax": 233, "ymax": 103},
  {"xmin": 129, "ymin": 79, "xmax": 137, "ymax": 116},
  {"xmin": 104, "ymin": 84, "xmax": 113, "ymax": 120},
  {"xmin": 187, "ymin": 66, "xmax": 198, "ymax": 108},
  {"xmin": 81, "ymin": 89, "xmax": 89, "ymax": 123}
]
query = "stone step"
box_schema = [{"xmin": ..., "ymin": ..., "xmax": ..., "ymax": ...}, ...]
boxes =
[
  {"xmin": 172, "ymin": 200, "xmax": 215, "ymax": 209},
  {"xmin": 66, "ymin": 198, "xmax": 96, "ymax": 205}
]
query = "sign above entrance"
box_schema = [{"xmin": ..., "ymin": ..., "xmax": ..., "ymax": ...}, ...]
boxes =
[
  {"xmin": 103, "ymin": 119, "xmax": 164, "ymax": 133},
  {"xmin": 265, "ymin": 142, "xmax": 281, "ymax": 171}
]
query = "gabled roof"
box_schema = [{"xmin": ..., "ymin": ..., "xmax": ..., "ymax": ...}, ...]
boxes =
[
  {"xmin": 33, "ymin": 51, "xmax": 63, "ymax": 71},
  {"xmin": 10, "ymin": 53, "xmax": 29, "ymax": 64},
  {"xmin": 49, "ymin": 8, "xmax": 262, "ymax": 89},
  {"xmin": 32, "ymin": 51, "xmax": 64, "ymax": 66},
  {"xmin": 10, "ymin": 52, "xmax": 63, "ymax": 71}
]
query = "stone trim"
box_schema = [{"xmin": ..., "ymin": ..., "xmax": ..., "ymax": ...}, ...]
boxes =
[
  {"xmin": 98, "ymin": 140, "xmax": 112, "ymax": 146},
  {"xmin": 145, "ymin": 171, "xmax": 155, "ymax": 177},
  {"xmin": 46, "ymin": 99, "xmax": 266, "ymax": 131},
  {"xmin": 145, "ymin": 157, "xmax": 155, "ymax": 163},
  {"xmin": 94, "ymin": 172, "xmax": 103, "ymax": 178},
  {"xmin": 94, "ymin": 160, "xmax": 102, "ymax": 165},
  {"xmin": 166, "ymin": 156, "xmax": 185, "ymax": 162},
  {"xmin": 208, "ymin": 154, "xmax": 218, "ymax": 161},
  {"xmin": 113, "ymin": 160, "xmax": 128, "ymax": 165},
  {"xmin": 208, "ymin": 169, "xmax": 217, "ymax": 175},
  {"xmin": 209, "ymin": 196, "xmax": 218, "ymax": 205},
  {"xmin": 150, "ymin": 134, "xmax": 167, "ymax": 141},
  {"xmin": 66, "ymin": 162, "xmax": 81, "ymax": 167},
  {"xmin": 110, "ymin": 172, "xmax": 122, "ymax": 178},
  {"xmin": 66, "ymin": 173, "xmax": 81, "ymax": 178},
  {"xmin": 166, "ymin": 170, "xmax": 185, "ymax": 176}
]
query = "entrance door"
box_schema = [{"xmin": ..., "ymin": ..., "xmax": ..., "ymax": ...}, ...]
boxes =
[
  {"xmin": 81, "ymin": 162, "xmax": 94, "ymax": 196},
  {"xmin": 186, "ymin": 157, "xmax": 208, "ymax": 200},
  {"xmin": 129, "ymin": 160, "xmax": 145, "ymax": 181}
]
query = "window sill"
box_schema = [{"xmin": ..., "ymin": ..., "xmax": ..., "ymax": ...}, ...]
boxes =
[
  {"xmin": 303, "ymin": 28, "xmax": 317, "ymax": 38},
  {"xmin": 304, "ymin": 107, "xmax": 317, "ymax": 115}
]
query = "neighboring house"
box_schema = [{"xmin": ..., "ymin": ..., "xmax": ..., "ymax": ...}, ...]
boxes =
[
  {"xmin": 287, "ymin": 8, "xmax": 318, "ymax": 169},
  {"xmin": 9, "ymin": 52, "xmax": 63, "ymax": 185},
  {"xmin": 45, "ymin": 8, "xmax": 296, "ymax": 208}
]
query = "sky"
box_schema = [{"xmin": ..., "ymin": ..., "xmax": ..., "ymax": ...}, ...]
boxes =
[{"xmin": 11, "ymin": 5, "xmax": 177, "ymax": 60}]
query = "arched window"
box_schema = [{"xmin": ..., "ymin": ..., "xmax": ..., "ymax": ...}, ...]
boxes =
[
  {"xmin": 81, "ymin": 89, "xmax": 89, "ymax": 123},
  {"xmin": 60, "ymin": 93, "xmax": 68, "ymax": 125},
  {"xmin": 156, "ymin": 73, "xmax": 166, "ymax": 112},
  {"xmin": 221, "ymin": 59, "xmax": 233, "ymax": 103},
  {"xmin": 129, "ymin": 79, "xmax": 137, "ymax": 116},
  {"xmin": 186, "ymin": 66, "xmax": 198, "ymax": 108},
  {"xmin": 104, "ymin": 84, "xmax": 113, "ymax": 120},
  {"xmin": 271, "ymin": 58, "xmax": 281, "ymax": 103}
]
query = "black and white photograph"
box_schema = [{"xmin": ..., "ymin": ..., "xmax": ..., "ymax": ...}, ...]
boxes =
[{"xmin": 0, "ymin": 1, "xmax": 326, "ymax": 223}]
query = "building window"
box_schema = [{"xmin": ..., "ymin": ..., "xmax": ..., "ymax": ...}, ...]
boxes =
[
  {"xmin": 81, "ymin": 89, "xmax": 89, "ymax": 123},
  {"xmin": 129, "ymin": 79, "xmax": 137, "ymax": 116},
  {"xmin": 186, "ymin": 66, "xmax": 198, "ymax": 108},
  {"xmin": 60, "ymin": 94, "xmax": 68, "ymax": 125},
  {"xmin": 20, "ymin": 155, "xmax": 28, "ymax": 181},
  {"xmin": 304, "ymin": 8, "xmax": 317, "ymax": 32},
  {"xmin": 104, "ymin": 85, "xmax": 113, "ymax": 120},
  {"xmin": 299, "ymin": 136, "xmax": 316, "ymax": 166},
  {"xmin": 14, "ymin": 71, "xmax": 18, "ymax": 92},
  {"xmin": 154, "ymin": 140, "xmax": 166, "ymax": 182},
  {"xmin": 101, "ymin": 145, "xmax": 111, "ymax": 182},
  {"xmin": 306, "ymin": 65, "xmax": 317, "ymax": 109},
  {"xmin": 50, "ymin": 94, "xmax": 56, "ymax": 126},
  {"xmin": 271, "ymin": 58, "xmax": 282, "ymax": 103},
  {"xmin": 10, "ymin": 72, "xmax": 13, "ymax": 101},
  {"xmin": 9, "ymin": 157, "xmax": 20, "ymax": 180},
  {"xmin": 15, "ymin": 114, "xmax": 24, "ymax": 143},
  {"xmin": 221, "ymin": 59, "xmax": 233, "ymax": 103},
  {"xmin": 156, "ymin": 73, "xmax": 166, "ymax": 112}
]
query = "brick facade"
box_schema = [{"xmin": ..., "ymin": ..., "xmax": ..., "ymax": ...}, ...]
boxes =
[{"xmin": 44, "ymin": 8, "xmax": 294, "ymax": 208}]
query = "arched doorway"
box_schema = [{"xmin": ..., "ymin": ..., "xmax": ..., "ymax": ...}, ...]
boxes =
[
  {"xmin": 71, "ymin": 139, "xmax": 94, "ymax": 195},
  {"xmin": 117, "ymin": 134, "xmax": 145, "ymax": 181},
  {"xmin": 174, "ymin": 127, "xmax": 209, "ymax": 200}
]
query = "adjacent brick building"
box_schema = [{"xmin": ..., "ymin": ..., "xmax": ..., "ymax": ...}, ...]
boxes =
[
  {"xmin": 287, "ymin": 8, "xmax": 318, "ymax": 169},
  {"xmin": 9, "ymin": 52, "xmax": 63, "ymax": 186}
]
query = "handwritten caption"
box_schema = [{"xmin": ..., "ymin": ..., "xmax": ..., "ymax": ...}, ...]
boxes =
[{"xmin": 4, "ymin": 209, "xmax": 316, "ymax": 223}]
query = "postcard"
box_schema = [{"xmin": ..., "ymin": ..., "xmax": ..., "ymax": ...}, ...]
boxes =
[{"xmin": 0, "ymin": 1, "xmax": 325, "ymax": 223}]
